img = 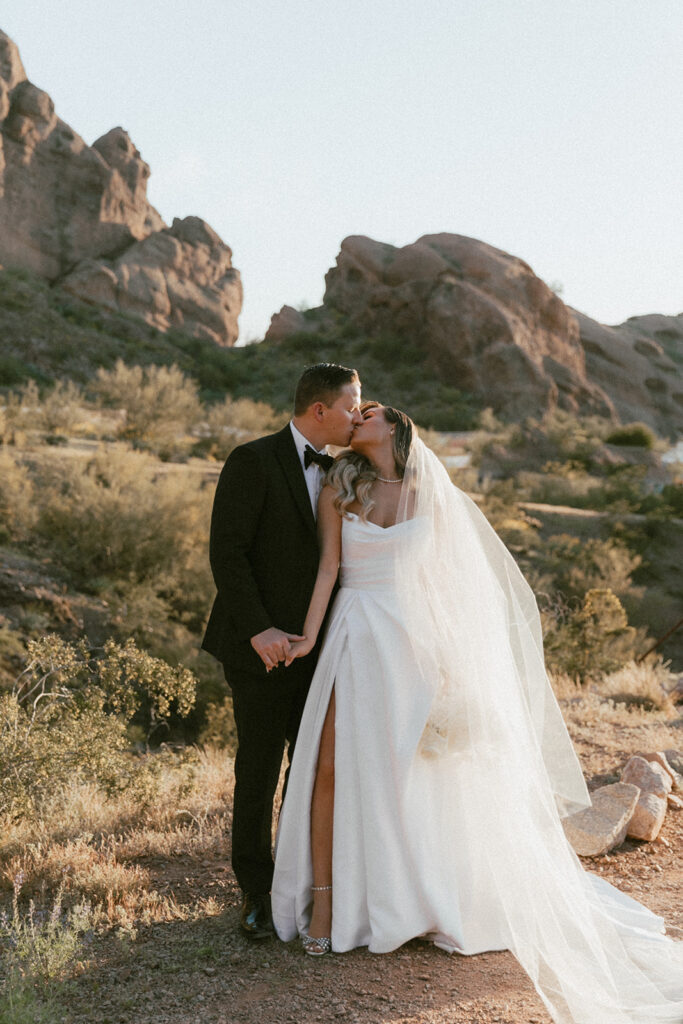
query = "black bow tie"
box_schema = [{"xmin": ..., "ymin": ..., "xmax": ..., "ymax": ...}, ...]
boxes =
[{"xmin": 304, "ymin": 445, "xmax": 334, "ymax": 471}]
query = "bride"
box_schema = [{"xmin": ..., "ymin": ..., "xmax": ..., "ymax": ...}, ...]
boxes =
[{"xmin": 271, "ymin": 402, "xmax": 683, "ymax": 1023}]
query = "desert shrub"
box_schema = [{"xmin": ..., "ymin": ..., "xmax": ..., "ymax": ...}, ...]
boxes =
[
  {"xmin": 595, "ymin": 657, "xmax": 678, "ymax": 714},
  {"xmin": 199, "ymin": 696, "xmax": 237, "ymax": 752},
  {"xmin": 638, "ymin": 482, "xmax": 683, "ymax": 518},
  {"xmin": 193, "ymin": 395, "xmax": 287, "ymax": 460},
  {"xmin": 0, "ymin": 881, "xmax": 93, "ymax": 1023},
  {"xmin": 543, "ymin": 588, "xmax": 637, "ymax": 680},
  {"xmin": 0, "ymin": 391, "xmax": 22, "ymax": 444},
  {"xmin": 606, "ymin": 422, "xmax": 656, "ymax": 448},
  {"xmin": 37, "ymin": 380, "xmax": 83, "ymax": 437},
  {"xmin": 93, "ymin": 361, "xmax": 201, "ymax": 456},
  {"xmin": 519, "ymin": 465, "xmax": 597, "ymax": 506},
  {"xmin": 532, "ymin": 534, "xmax": 641, "ymax": 603},
  {"xmin": 477, "ymin": 480, "xmax": 541, "ymax": 556},
  {"xmin": 588, "ymin": 464, "xmax": 650, "ymax": 513},
  {"xmin": 32, "ymin": 448, "xmax": 211, "ymax": 588},
  {"xmin": 0, "ymin": 450, "xmax": 36, "ymax": 543},
  {"xmin": 470, "ymin": 410, "xmax": 609, "ymax": 476},
  {"xmin": 0, "ymin": 634, "xmax": 197, "ymax": 819},
  {"xmin": 540, "ymin": 409, "xmax": 610, "ymax": 465}
]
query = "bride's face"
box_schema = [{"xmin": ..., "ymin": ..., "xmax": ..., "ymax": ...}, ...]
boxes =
[{"xmin": 349, "ymin": 405, "xmax": 392, "ymax": 453}]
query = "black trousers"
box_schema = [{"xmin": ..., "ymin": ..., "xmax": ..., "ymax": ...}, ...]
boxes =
[{"xmin": 228, "ymin": 665, "xmax": 311, "ymax": 895}]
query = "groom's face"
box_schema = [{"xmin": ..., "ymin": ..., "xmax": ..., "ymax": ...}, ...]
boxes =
[{"xmin": 321, "ymin": 381, "xmax": 362, "ymax": 447}]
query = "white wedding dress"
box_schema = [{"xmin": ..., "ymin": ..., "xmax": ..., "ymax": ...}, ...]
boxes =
[{"xmin": 272, "ymin": 445, "xmax": 683, "ymax": 1024}]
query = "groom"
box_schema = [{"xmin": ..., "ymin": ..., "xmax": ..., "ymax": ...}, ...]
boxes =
[{"xmin": 202, "ymin": 363, "xmax": 362, "ymax": 938}]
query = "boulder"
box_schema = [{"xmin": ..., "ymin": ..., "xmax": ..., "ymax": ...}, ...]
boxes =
[
  {"xmin": 626, "ymin": 791, "xmax": 668, "ymax": 842},
  {"xmin": 634, "ymin": 751, "xmax": 682, "ymax": 793},
  {"xmin": 621, "ymin": 756, "xmax": 672, "ymax": 843},
  {"xmin": 562, "ymin": 782, "xmax": 640, "ymax": 856},
  {"xmin": 667, "ymin": 794, "xmax": 683, "ymax": 811},
  {"xmin": 0, "ymin": 30, "xmax": 241, "ymax": 345},
  {"xmin": 266, "ymin": 305, "xmax": 317, "ymax": 343},
  {"xmin": 664, "ymin": 748, "xmax": 683, "ymax": 769},
  {"xmin": 621, "ymin": 756, "xmax": 672, "ymax": 797}
]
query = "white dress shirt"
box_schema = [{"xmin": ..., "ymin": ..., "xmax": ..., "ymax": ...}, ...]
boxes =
[{"xmin": 289, "ymin": 420, "xmax": 328, "ymax": 518}]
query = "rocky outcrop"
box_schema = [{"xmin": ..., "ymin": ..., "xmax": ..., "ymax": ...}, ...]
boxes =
[
  {"xmin": 574, "ymin": 312, "xmax": 682, "ymax": 440},
  {"xmin": 0, "ymin": 31, "xmax": 241, "ymax": 345},
  {"xmin": 324, "ymin": 234, "xmax": 616, "ymax": 422},
  {"xmin": 268, "ymin": 233, "xmax": 682, "ymax": 435},
  {"xmin": 62, "ymin": 216, "xmax": 242, "ymax": 346}
]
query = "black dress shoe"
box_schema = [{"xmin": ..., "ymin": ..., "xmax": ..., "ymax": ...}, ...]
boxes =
[{"xmin": 240, "ymin": 893, "xmax": 273, "ymax": 939}]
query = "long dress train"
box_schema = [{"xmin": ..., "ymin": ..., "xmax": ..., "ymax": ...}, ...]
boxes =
[{"xmin": 272, "ymin": 470, "xmax": 683, "ymax": 1023}]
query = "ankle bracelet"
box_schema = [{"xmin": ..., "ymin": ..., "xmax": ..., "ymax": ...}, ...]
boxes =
[{"xmin": 311, "ymin": 884, "xmax": 332, "ymax": 892}]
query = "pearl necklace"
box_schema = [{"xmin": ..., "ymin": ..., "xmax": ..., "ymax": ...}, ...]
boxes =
[{"xmin": 376, "ymin": 475, "xmax": 403, "ymax": 484}]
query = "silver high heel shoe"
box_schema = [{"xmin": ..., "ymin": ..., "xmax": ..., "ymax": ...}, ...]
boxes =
[{"xmin": 302, "ymin": 884, "xmax": 332, "ymax": 957}]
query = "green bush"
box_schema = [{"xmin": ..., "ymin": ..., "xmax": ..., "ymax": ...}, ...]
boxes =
[
  {"xmin": 638, "ymin": 482, "xmax": 683, "ymax": 518},
  {"xmin": 543, "ymin": 588, "xmax": 637, "ymax": 680},
  {"xmin": 0, "ymin": 635, "xmax": 197, "ymax": 819},
  {"xmin": 605, "ymin": 422, "xmax": 656, "ymax": 449}
]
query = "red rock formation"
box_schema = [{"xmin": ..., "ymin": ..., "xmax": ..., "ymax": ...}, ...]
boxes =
[
  {"xmin": 0, "ymin": 31, "xmax": 241, "ymax": 346},
  {"xmin": 268, "ymin": 233, "xmax": 681, "ymax": 435},
  {"xmin": 321, "ymin": 234, "xmax": 614, "ymax": 421}
]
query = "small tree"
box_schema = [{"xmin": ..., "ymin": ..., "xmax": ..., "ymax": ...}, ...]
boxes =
[{"xmin": 543, "ymin": 588, "xmax": 637, "ymax": 680}]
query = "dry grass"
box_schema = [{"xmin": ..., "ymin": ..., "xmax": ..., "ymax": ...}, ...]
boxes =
[
  {"xmin": 1, "ymin": 838, "xmax": 150, "ymax": 901},
  {"xmin": 0, "ymin": 748, "xmax": 235, "ymax": 927},
  {"xmin": 595, "ymin": 658, "xmax": 679, "ymax": 714},
  {"xmin": 550, "ymin": 658, "xmax": 679, "ymax": 719}
]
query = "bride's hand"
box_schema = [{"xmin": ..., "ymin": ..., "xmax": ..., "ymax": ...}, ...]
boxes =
[{"xmin": 284, "ymin": 638, "xmax": 314, "ymax": 666}]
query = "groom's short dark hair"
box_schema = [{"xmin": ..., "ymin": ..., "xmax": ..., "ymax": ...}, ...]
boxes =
[{"xmin": 294, "ymin": 363, "xmax": 359, "ymax": 415}]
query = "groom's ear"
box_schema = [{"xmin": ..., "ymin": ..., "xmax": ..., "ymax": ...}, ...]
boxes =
[{"xmin": 311, "ymin": 401, "xmax": 326, "ymax": 422}]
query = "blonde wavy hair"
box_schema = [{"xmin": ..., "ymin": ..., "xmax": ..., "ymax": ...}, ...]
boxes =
[{"xmin": 325, "ymin": 404, "xmax": 415, "ymax": 521}]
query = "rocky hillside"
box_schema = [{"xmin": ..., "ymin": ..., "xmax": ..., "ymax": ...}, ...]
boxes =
[
  {"xmin": 268, "ymin": 235, "xmax": 683, "ymax": 437},
  {"xmin": 0, "ymin": 30, "xmax": 241, "ymax": 345}
]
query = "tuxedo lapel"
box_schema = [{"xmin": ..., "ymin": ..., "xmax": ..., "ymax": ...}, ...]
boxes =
[{"xmin": 274, "ymin": 426, "xmax": 316, "ymax": 535}]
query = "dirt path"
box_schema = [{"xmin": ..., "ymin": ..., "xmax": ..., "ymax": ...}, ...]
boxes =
[
  {"xmin": 62, "ymin": 812, "xmax": 682, "ymax": 1024},
  {"xmin": 62, "ymin": 712, "xmax": 683, "ymax": 1024}
]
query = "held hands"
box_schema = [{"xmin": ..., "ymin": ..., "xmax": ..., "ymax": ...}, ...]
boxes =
[
  {"xmin": 284, "ymin": 637, "xmax": 315, "ymax": 666},
  {"xmin": 250, "ymin": 627, "xmax": 306, "ymax": 672}
]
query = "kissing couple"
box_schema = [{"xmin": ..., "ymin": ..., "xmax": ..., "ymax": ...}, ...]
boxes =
[{"xmin": 203, "ymin": 363, "xmax": 683, "ymax": 1024}]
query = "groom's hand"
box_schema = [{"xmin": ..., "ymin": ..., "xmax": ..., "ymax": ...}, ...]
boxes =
[{"xmin": 250, "ymin": 627, "xmax": 305, "ymax": 671}]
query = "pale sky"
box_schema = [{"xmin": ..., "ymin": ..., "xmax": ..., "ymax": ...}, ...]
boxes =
[{"xmin": 3, "ymin": 1, "xmax": 682, "ymax": 343}]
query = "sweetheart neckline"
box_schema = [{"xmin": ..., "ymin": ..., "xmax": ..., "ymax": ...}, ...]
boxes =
[{"xmin": 345, "ymin": 512, "xmax": 402, "ymax": 532}]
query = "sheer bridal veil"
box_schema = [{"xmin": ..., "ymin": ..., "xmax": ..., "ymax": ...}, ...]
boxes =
[{"xmin": 392, "ymin": 437, "xmax": 683, "ymax": 1024}]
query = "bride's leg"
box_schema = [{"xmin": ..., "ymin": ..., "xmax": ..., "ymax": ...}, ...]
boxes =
[{"xmin": 308, "ymin": 688, "xmax": 335, "ymax": 939}]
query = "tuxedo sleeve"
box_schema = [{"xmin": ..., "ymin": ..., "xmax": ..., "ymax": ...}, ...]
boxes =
[{"xmin": 208, "ymin": 444, "xmax": 272, "ymax": 641}]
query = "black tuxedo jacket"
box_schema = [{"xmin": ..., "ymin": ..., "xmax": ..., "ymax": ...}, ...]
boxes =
[{"xmin": 202, "ymin": 425, "xmax": 324, "ymax": 681}]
